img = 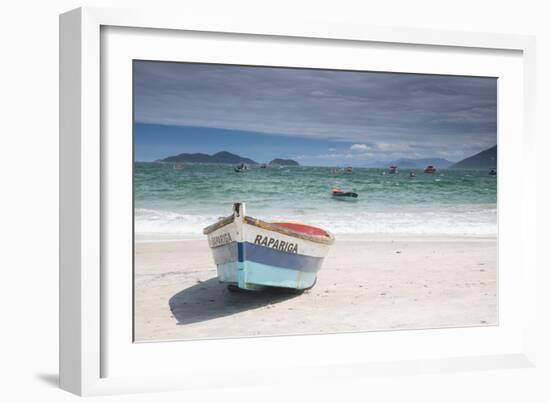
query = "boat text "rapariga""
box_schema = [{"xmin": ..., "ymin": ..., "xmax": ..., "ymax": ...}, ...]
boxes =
[{"xmin": 253, "ymin": 235, "xmax": 298, "ymax": 254}]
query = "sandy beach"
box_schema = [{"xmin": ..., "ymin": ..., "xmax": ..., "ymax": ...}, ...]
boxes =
[{"xmin": 134, "ymin": 235, "xmax": 497, "ymax": 341}]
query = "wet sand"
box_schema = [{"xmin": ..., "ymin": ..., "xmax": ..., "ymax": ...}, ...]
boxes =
[{"xmin": 134, "ymin": 235, "xmax": 497, "ymax": 341}]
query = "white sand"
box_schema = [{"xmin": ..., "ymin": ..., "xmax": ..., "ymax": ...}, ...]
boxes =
[{"xmin": 134, "ymin": 235, "xmax": 497, "ymax": 341}]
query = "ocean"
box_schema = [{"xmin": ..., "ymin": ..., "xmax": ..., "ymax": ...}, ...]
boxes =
[{"xmin": 134, "ymin": 163, "xmax": 497, "ymax": 239}]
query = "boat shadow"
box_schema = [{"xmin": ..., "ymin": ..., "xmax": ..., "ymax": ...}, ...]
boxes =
[{"xmin": 169, "ymin": 277, "xmax": 300, "ymax": 326}]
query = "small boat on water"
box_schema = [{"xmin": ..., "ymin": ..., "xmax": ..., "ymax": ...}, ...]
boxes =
[
  {"xmin": 234, "ymin": 163, "xmax": 249, "ymax": 173},
  {"xmin": 260, "ymin": 163, "xmax": 267, "ymax": 169},
  {"xmin": 344, "ymin": 166, "xmax": 353, "ymax": 173},
  {"xmin": 489, "ymin": 168, "xmax": 497, "ymax": 176},
  {"xmin": 409, "ymin": 171, "xmax": 416, "ymax": 177},
  {"xmin": 424, "ymin": 165, "xmax": 436, "ymax": 173},
  {"xmin": 174, "ymin": 163, "xmax": 184, "ymax": 170},
  {"xmin": 331, "ymin": 187, "xmax": 358, "ymax": 199},
  {"xmin": 203, "ymin": 203, "xmax": 334, "ymax": 291},
  {"xmin": 388, "ymin": 165, "xmax": 398, "ymax": 174}
]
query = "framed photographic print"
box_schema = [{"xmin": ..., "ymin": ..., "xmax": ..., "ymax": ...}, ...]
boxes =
[
  {"xmin": 60, "ymin": 7, "xmax": 537, "ymax": 396},
  {"xmin": 133, "ymin": 61, "xmax": 499, "ymax": 342}
]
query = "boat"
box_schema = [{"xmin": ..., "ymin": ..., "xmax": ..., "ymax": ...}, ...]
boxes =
[
  {"xmin": 260, "ymin": 163, "xmax": 267, "ymax": 168},
  {"xmin": 344, "ymin": 166, "xmax": 353, "ymax": 173},
  {"xmin": 489, "ymin": 168, "xmax": 497, "ymax": 176},
  {"xmin": 424, "ymin": 165, "xmax": 436, "ymax": 173},
  {"xmin": 388, "ymin": 165, "xmax": 398, "ymax": 174},
  {"xmin": 234, "ymin": 163, "xmax": 249, "ymax": 173},
  {"xmin": 173, "ymin": 163, "xmax": 184, "ymax": 170},
  {"xmin": 409, "ymin": 171, "xmax": 416, "ymax": 177},
  {"xmin": 331, "ymin": 187, "xmax": 358, "ymax": 199},
  {"xmin": 203, "ymin": 203, "xmax": 334, "ymax": 291}
]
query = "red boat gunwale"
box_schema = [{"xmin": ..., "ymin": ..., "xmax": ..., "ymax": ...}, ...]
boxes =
[{"xmin": 272, "ymin": 222, "xmax": 330, "ymax": 237}]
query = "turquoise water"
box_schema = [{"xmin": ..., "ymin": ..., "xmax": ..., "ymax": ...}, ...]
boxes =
[{"xmin": 134, "ymin": 163, "xmax": 497, "ymax": 238}]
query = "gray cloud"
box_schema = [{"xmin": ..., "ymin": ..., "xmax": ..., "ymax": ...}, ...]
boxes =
[{"xmin": 134, "ymin": 61, "xmax": 496, "ymax": 160}]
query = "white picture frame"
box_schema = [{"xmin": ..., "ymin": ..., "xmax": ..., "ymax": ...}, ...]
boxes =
[{"xmin": 59, "ymin": 6, "xmax": 537, "ymax": 396}]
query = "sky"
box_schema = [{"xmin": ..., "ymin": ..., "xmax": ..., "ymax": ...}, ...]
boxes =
[{"xmin": 134, "ymin": 61, "xmax": 497, "ymax": 166}]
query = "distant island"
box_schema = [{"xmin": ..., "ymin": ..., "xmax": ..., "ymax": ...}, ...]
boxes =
[
  {"xmin": 159, "ymin": 151, "xmax": 300, "ymax": 166},
  {"xmin": 269, "ymin": 158, "xmax": 299, "ymax": 166},
  {"xmin": 451, "ymin": 145, "xmax": 497, "ymax": 169},
  {"xmin": 157, "ymin": 147, "xmax": 496, "ymax": 169},
  {"xmin": 160, "ymin": 151, "xmax": 258, "ymax": 165}
]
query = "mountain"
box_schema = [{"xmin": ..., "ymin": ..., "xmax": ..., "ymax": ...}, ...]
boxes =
[
  {"xmin": 210, "ymin": 151, "xmax": 257, "ymax": 165},
  {"xmin": 160, "ymin": 152, "xmax": 211, "ymax": 163},
  {"xmin": 269, "ymin": 158, "xmax": 299, "ymax": 166},
  {"xmin": 161, "ymin": 151, "xmax": 258, "ymax": 165},
  {"xmin": 451, "ymin": 145, "xmax": 497, "ymax": 169}
]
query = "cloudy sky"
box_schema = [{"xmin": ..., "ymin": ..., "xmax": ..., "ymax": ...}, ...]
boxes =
[{"xmin": 134, "ymin": 61, "xmax": 497, "ymax": 165}]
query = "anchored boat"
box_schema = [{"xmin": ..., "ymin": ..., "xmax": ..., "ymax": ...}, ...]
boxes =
[
  {"xmin": 234, "ymin": 163, "xmax": 249, "ymax": 173},
  {"xmin": 203, "ymin": 203, "xmax": 334, "ymax": 291},
  {"xmin": 424, "ymin": 165, "xmax": 436, "ymax": 173},
  {"xmin": 331, "ymin": 187, "xmax": 358, "ymax": 199}
]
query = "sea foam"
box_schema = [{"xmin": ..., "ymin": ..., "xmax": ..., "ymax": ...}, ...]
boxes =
[{"xmin": 135, "ymin": 206, "xmax": 497, "ymax": 240}]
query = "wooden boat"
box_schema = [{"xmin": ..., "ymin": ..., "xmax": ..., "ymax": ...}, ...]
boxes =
[
  {"xmin": 203, "ymin": 203, "xmax": 334, "ymax": 291},
  {"xmin": 424, "ymin": 165, "xmax": 436, "ymax": 173}
]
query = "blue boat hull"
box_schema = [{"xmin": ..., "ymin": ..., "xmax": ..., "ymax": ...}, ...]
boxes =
[{"xmin": 213, "ymin": 241, "xmax": 322, "ymax": 290}]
